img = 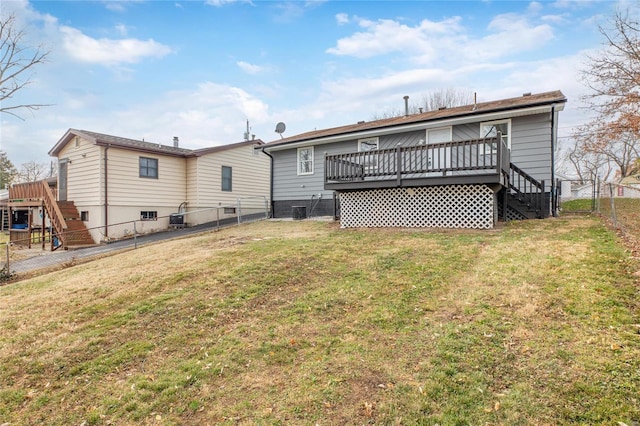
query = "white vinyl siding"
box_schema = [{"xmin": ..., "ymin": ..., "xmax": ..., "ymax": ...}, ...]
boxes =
[
  {"xmin": 107, "ymin": 148, "xmax": 186, "ymax": 208},
  {"xmin": 186, "ymin": 143, "xmax": 270, "ymax": 209}
]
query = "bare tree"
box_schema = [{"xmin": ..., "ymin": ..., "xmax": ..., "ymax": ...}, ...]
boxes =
[
  {"xmin": 371, "ymin": 88, "xmax": 474, "ymax": 120},
  {"xmin": 420, "ymin": 87, "xmax": 475, "ymax": 112},
  {"xmin": 561, "ymin": 137, "xmax": 613, "ymax": 183},
  {"xmin": 0, "ymin": 13, "xmax": 51, "ymax": 119},
  {"xmin": 17, "ymin": 160, "xmax": 49, "ymax": 183},
  {"xmin": 573, "ymin": 10, "xmax": 640, "ymax": 181}
]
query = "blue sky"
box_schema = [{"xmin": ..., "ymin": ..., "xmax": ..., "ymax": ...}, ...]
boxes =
[{"xmin": 0, "ymin": 0, "xmax": 631, "ymax": 168}]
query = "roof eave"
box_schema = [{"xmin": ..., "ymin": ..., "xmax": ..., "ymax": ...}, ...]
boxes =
[{"xmin": 263, "ymin": 102, "xmax": 565, "ymax": 152}]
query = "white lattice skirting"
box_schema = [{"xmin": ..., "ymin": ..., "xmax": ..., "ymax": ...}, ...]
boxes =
[{"xmin": 339, "ymin": 185, "xmax": 495, "ymax": 229}]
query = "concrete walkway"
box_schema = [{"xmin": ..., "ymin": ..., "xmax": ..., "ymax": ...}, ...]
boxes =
[{"xmin": 6, "ymin": 219, "xmax": 242, "ymax": 276}]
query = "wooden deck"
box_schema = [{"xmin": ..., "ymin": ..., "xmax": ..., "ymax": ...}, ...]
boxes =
[{"xmin": 324, "ymin": 137, "xmax": 510, "ymax": 191}]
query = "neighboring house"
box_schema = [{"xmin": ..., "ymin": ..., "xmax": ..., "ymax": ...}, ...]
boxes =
[
  {"xmin": 570, "ymin": 182, "xmax": 595, "ymax": 200},
  {"xmin": 262, "ymin": 91, "xmax": 567, "ymax": 229},
  {"xmin": 19, "ymin": 129, "xmax": 273, "ymax": 246},
  {"xmin": 619, "ymin": 173, "xmax": 640, "ymax": 189}
]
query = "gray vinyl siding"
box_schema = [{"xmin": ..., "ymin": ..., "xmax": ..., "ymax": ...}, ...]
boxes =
[
  {"xmin": 272, "ymin": 132, "xmax": 424, "ymax": 201},
  {"xmin": 271, "ymin": 112, "xmax": 554, "ymax": 201},
  {"xmin": 510, "ymin": 114, "xmax": 552, "ymax": 184},
  {"xmin": 272, "ymin": 141, "xmax": 350, "ymax": 201}
]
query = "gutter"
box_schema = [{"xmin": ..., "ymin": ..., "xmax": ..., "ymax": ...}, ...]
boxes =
[
  {"xmin": 260, "ymin": 147, "xmax": 274, "ymax": 218},
  {"xmin": 104, "ymin": 145, "xmax": 109, "ymax": 238},
  {"xmin": 550, "ymin": 104, "xmax": 557, "ymax": 217}
]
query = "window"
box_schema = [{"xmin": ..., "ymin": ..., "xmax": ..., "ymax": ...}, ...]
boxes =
[
  {"xmin": 224, "ymin": 207, "xmax": 236, "ymax": 214},
  {"xmin": 222, "ymin": 166, "xmax": 232, "ymax": 192},
  {"xmin": 358, "ymin": 137, "xmax": 379, "ymax": 172},
  {"xmin": 139, "ymin": 157, "xmax": 158, "ymax": 179},
  {"xmin": 140, "ymin": 211, "xmax": 157, "ymax": 221},
  {"xmin": 480, "ymin": 119, "xmax": 511, "ymax": 148},
  {"xmin": 358, "ymin": 137, "xmax": 379, "ymax": 152},
  {"xmin": 297, "ymin": 147, "xmax": 314, "ymax": 175},
  {"xmin": 427, "ymin": 127, "xmax": 452, "ymax": 144},
  {"xmin": 80, "ymin": 211, "xmax": 89, "ymax": 221}
]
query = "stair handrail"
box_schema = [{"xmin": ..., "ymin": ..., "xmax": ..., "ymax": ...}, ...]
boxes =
[
  {"xmin": 39, "ymin": 180, "xmax": 68, "ymax": 239},
  {"xmin": 509, "ymin": 162, "xmax": 545, "ymax": 215}
]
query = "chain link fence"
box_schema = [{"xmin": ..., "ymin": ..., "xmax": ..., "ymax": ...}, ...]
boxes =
[{"xmin": 1, "ymin": 196, "xmax": 269, "ymax": 278}]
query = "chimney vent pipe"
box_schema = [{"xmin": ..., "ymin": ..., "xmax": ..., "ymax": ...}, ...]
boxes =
[
  {"xmin": 173, "ymin": 136, "xmax": 179, "ymax": 147},
  {"xmin": 403, "ymin": 95, "xmax": 409, "ymax": 117}
]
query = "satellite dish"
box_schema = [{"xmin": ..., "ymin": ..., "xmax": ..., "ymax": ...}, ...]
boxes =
[{"xmin": 275, "ymin": 122, "xmax": 286, "ymax": 139}]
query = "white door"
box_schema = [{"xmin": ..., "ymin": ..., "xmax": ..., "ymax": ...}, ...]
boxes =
[{"xmin": 427, "ymin": 127, "xmax": 452, "ymax": 171}]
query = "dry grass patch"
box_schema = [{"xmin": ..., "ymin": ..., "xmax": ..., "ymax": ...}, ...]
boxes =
[{"xmin": 0, "ymin": 217, "xmax": 639, "ymax": 425}]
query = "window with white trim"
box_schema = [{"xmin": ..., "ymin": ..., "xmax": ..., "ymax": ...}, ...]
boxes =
[
  {"xmin": 480, "ymin": 119, "xmax": 511, "ymax": 149},
  {"xmin": 297, "ymin": 147, "xmax": 314, "ymax": 175},
  {"xmin": 358, "ymin": 137, "xmax": 379, "ymax": 172}
]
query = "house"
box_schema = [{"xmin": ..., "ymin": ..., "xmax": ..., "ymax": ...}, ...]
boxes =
[
  {"xmin": 262, "ymin": 90, "xmax": 567, "ymax": 229},
  {"xmin": 6, "ymin": 129, "xmax": 271, "ymax": 248}
]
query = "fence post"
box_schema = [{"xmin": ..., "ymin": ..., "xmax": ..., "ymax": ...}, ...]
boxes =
[
  {"xmin": 237, "ymin": 198, "xmax": 241, "ymax": 226},
  {"xmin": 609, "ymin": 183, "xmax": 617, "ymax": 227},
  {"xmin": 264, "ymin": 196, "xmax": 268, "ymax": 219},
  {"xmin": 133, "ymin": 221, "xmax": 138, "ymax": 249},
  {"xmin": 5, "ymin": 243, "xmax": 10, "ymax": 275}
]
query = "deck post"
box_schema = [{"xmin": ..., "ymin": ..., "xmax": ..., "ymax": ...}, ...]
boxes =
[
  {"xmin": 396, "ymin": 143, "xmax": 402, "ymax": 187},
  {"xmin": 540, "ymin": 180, "xmax": 545, "ymax": 217}
]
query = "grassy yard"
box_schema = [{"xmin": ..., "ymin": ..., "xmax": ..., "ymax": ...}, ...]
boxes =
[{"xmin": 0, "ymin": 217, "xmax": 639, "ymax": 425}]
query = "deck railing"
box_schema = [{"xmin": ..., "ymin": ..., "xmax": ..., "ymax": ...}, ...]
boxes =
[
  {"xmin": 9, "ymin": 180, "xmax": 67, "ymax": 239},
  {"xmin": 508, "ymin": 163, "xmax": 545, "ymax": 216},
  {"xmin": 325, "ymin": 136, "xmax": 509, "ymax": 184}
]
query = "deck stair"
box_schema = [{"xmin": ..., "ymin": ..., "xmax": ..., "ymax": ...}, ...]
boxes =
[
  {"xmin": 56, "ymin": 201, "xmax": 95, "ymax": 247},
  {"xmin": 503, "ymin": 163, "xmax": 547, "ymax": 220},
  {"xmin": 8, "ymin": 180, "xmax": 95, "ymax": 249}
]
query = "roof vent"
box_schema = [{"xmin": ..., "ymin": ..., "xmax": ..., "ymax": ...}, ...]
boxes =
[
  {"xmin": 173, "ymin": 136, "xmax": 179, "ymax": 147},
  {"xmin": 523, "ymin": 92, "xmax": 532, "ymax": 97},
  {"xmin": 438, "ymin": 106, "xmax": 447, "ymax": 110},
  {"xmin": 357, "ymin": 120, "xmax": 365, "ymax": 124}
]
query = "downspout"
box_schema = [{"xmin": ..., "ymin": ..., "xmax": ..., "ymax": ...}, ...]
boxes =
[
  {"xmin": 104, "ymin": 145, "xmax": 109, "ymax": 238},
  {"xmin": 550, "ymin": 105, "xmax": 557, "ymax": 217},
  {"xmin": 260, "ymin": 147, "xmax": 274, "ymax": 218}
]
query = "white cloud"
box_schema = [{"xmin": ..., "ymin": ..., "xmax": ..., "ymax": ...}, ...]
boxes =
[
  {"xmin": 326, "ymin": 17, "xmax": 463, "ymax": 62},
  {"xmin": 335, "ymin": 13, "xmax": 349, "ymax": 25},
  {"xmin": 326, "ymin": 13, "xmax": 554, "ymax": 65},
  {"xmin": 115, "ymin": 24, "xmax": 129, "ymax": 36},
  {"xmin": 237, "ymin": 61, "xmax": 269, "ymax": 75},
  {"xmin": 104, "ymin": 82, "xmax": 272, "ymax": 147},
  {"xmin": 60, "ymin": 26, "xmax": 173, "ymax": 65},
  {"xmin": 204, "ymin": 0, "xmax": 254, "ymax": 7},
  {"xmin": 464, "ymin": 14, "xmax": 554, "ymax": 60}
]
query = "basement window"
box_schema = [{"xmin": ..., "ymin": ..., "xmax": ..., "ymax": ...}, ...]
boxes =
[
  {"xmin": 80, "ymin": 211, "xmax": 89, "ymax": 221},
  {"xmin": 223, "ymin": 207, "xmax": 236, "ymax": 214},
  {"xmin": 140, "ymin": 211, "xmax": 157, "ymax": 221}
]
